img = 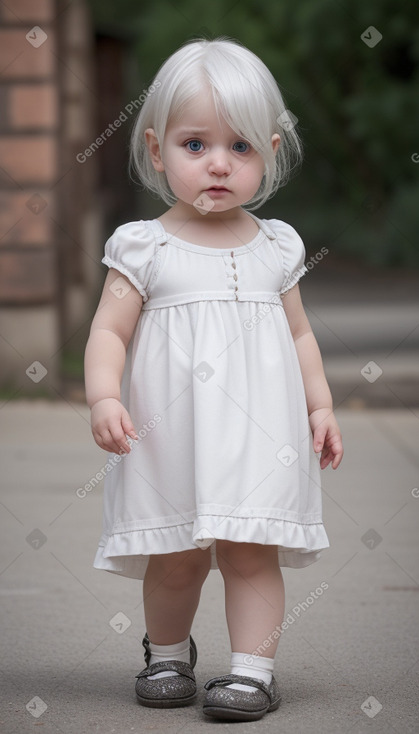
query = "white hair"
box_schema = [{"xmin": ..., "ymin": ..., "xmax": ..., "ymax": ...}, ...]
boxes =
[{"xmin": 129, "ymin": 37, "xmax": 303, "ymax": 209}]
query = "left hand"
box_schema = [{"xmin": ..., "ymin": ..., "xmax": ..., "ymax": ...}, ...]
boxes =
[{"xmin": 309, "ymin": 408, "xmax": 343, "ymax": 470}]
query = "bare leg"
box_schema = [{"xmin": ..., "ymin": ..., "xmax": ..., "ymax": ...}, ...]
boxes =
[
  {"xmin": 143, "ymin": 547, "xmax": 211, "ymax": 643},
  {"xmin": 216, "ymin": 541, "xmax": 285, "ymax": 657}
]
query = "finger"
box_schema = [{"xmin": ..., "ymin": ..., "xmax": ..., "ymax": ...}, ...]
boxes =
[
  {"xmin": 328, "ymin": 435, "xmax": 343, "ymax": 469},
  {"xmin": 92, "ymin": 427, "xmax": 109, "ymax": 450},
  {"xmin": 108, "ymin": 424, "xmax": 133, "ymax": 454},
  {"xmin": 331, "ymin": 447, "xmax": 344, "ymax": 469},
  {"xmin": 100, "ymin": 428, "xmax": 122, "ymax": 454},
  {"xmin": 321, "ymin": 439, "xmax": 343, "ymax": 469},
  {"xmin": 313, "ymin": 425, "xmax": 328, "ymax": 454},
  {"xmin": 319, "ymin": 446, "xmax": 333, "ymax": 469},
  {"xmin": 95, "ymin": 424, "xmax": 128, "ymax": 454},
  {"xmin": 121, "ymin": 411, "xmax": 138, "ymax": 441},
  {"xmin": 94, "ymin": 430, "xmax": 117, "ymax": 453}
]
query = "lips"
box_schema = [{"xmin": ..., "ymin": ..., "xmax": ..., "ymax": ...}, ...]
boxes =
[{"xmin": 206, "ymin": 186, "xmax": 230, "ymax": 192}]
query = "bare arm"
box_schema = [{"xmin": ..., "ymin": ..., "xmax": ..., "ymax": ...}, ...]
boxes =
[
  {"xmin": 84, "ymin": 268, "xmax": 143, "ymax": 453},
  {"xmin": 282, "ymin": 284, "xmax": 343, "ymax": 469}
]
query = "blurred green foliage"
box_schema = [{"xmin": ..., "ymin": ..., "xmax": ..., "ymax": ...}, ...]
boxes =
[{"xmin": 88, "ymin": 0, "xmax": 419, "ymax": 266}]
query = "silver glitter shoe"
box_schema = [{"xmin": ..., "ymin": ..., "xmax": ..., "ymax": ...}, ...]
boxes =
[
  {"xmin": 135, "ymin": 632, "xmax": 197, "ymax": 708},
  {"xmin": 203, "ymin": 673, "xmax": 281, "ymax": 721}
]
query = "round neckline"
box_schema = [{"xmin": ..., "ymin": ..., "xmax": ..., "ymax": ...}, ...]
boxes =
[{"xmin": 153, "ymin": 214, "xmax": 267, "ymax": 255}]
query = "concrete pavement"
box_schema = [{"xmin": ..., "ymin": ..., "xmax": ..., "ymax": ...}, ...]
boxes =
[{"xmin": 1, "ymin": 400, "xmax": 419, "ymax": 733}]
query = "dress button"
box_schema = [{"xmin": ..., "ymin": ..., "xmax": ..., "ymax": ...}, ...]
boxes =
[
  {"xmin": 230, "ymin": 251, "xmax": 234, "ymax": 257},
  {"xmin": 231, "ymin": 261, "xmax": 236, "ymax": 269},
  {"xmin": 233, "ymin": 274, "xmax": 238, "ymax": 281}
]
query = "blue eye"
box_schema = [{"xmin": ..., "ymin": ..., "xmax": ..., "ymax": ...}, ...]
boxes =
[
  {"xmin": 233, "ymin": 141, "xmax": 250, "ymax": 153},
  {"xmin": 187, "ymin": 140, "xmax": 203, "ymax": 152}
]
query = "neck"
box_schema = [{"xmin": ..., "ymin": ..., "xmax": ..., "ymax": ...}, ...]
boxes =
[{"xmin": 168, "ymin": 201, "xmax": 247, "ymax": 225}]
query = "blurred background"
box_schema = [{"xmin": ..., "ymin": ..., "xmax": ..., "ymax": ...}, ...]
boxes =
[{"xmin": 0, "ymin": 0, "xmax": 418, "ymax": 404}]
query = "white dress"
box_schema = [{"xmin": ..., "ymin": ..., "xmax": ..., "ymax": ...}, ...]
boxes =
[{"xmin": 93, "ymin": 212, "xmax": 330, "ymax": 579}]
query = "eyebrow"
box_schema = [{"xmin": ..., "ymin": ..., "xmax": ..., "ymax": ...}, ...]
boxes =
[{"xmin": 175, "ymin": 128, "xmax": 211, "ymax": 135}]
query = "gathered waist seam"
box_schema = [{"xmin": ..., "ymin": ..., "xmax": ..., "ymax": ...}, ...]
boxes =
[{"xmin": 142, "ymin": 292, "xmax": 283, "ymax": 311}]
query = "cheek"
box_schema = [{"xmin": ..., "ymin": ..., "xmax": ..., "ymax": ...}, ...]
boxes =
[
  {"xmin": 255, "ymin": 157, "xmax": 267, "ymax": 178},
  {"xmin": 242, "ymin": 163, "xmax": 265, "ymax": 188},
  {"xmin": 164, "ymin": 149, "xmax": 192, "ymax": 176},
  {"xmin": 164, "ymin": 167, "xmax": 193, "ymax": 198}
]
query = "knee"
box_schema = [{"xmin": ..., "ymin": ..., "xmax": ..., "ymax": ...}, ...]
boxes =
[
  {"xmin": 154, "ymin": 548, "xmax": 211, "ymax": 591},
  {"xmin": 216, "ymin": 541, "xmax": 277, "ymax": 578}
]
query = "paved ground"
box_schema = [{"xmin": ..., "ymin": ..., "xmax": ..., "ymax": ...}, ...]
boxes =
[{"xmin": 1, "ymin": 399, "xmax": 419, "ymax": 734}]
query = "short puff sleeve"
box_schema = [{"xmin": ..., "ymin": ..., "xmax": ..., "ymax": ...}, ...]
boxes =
[
  {"xmin": 102, "ymin": 221, "xmax": 160, "ymax": 302},
  {"xmin": 268, "ymin": 219, "xmax": 308, "ymax": 295}
]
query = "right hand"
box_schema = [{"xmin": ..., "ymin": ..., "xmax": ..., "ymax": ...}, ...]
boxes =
[{"xmin": 90, "ymin": 398, "xmax": 138, "ymax": 454}]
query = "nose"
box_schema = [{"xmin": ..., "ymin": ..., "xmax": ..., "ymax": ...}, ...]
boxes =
[{"xmin": 207, "ymin": 146, "xmax": 232, "ymax": 176}]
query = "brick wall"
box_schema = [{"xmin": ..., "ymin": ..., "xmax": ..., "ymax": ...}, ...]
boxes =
[
  {"xmin": 0, "ymin": 0, "xmax": 103, "ymax": 395},
  {"xmin": 0, "ymin": 0, "xmax": 58, "ymax": 304}
]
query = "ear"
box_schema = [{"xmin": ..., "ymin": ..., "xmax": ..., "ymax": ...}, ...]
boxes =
[
  {"xmin": 271, "ymin": 133, "xmax": 281, "ymax": 155},
  {"xmin": 144, "ymin": 128, "xmax": 165, "ymax": 172}
]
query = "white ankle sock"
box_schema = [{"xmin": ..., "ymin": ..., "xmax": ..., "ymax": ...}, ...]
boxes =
[
  {"xmin": 227, "ymin": 652, "xmax": 274, "ymax": 692},
  {"xmin": 146, "ymin": 636, "xmax": 190, "ymax": 680}
]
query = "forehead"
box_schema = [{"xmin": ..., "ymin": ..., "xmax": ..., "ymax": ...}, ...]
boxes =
[{"xmin": 167, "ymin": 91, "xmax": 232, "ymax": 134}]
